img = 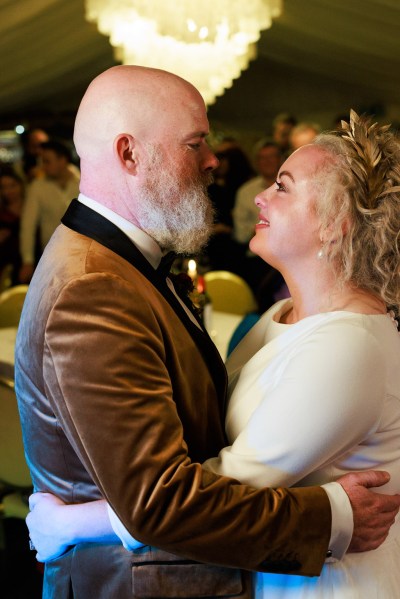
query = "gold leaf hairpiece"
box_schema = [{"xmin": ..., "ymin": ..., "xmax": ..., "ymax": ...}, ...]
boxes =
[{"xmin": 337, "ymin": 109, "xmax": 395, "ymax": 209}]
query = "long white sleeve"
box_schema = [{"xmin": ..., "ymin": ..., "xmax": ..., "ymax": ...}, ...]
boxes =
[{"xmin": 204, "ymin": 318, "xmax": 384, "ymax": 488}]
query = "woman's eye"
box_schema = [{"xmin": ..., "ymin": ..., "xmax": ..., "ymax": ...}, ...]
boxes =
[{"xmin": 275, "ymin": 180, "xmax": 285, "ymax": 192}]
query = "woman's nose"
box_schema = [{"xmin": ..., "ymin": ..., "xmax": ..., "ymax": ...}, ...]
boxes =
[
  {"xmin": 255, "ymin": 181, "xmax": 276, "ymax": 206},
  {"xmin": 255, "ymin": 188, "xmax": 269, "ymax": 207}
]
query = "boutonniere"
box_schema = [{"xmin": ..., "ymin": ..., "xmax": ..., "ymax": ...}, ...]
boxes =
[
  {"xmin": 169, "ymin": 272, "xmax": 199, "ymax": 312},
  {"xmin": 169, "ymin": 272, "xmax": 194, "ymax": 297}
]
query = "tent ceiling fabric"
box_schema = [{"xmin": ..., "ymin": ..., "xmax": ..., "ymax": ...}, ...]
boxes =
[
  {"xmin": 260, "ymin": 0, "xmax": 400, "ymax": 95},
  {"xmin": 1, "ymin": 0, "xmax": 400, "ymax": 131},
  {"xmin": 0, "ymin": 0, "xmax": 115, "ymax": 115}
]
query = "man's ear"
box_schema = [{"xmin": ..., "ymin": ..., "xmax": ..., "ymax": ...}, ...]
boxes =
[{"xmin": 114, "ymin": 134, "xmax": 138, "ymax": 174}]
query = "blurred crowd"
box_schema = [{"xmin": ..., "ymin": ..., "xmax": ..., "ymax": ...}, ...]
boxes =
[
  {"xmin": 200, "ymin": 112, "xmax": 325, "ymax": 314},
  {"xmin": 0, "ymin": 128, "xmax": 80, "ymax": 288},
  {"xmin": 0, "ymin": 112, "xmax": 353, "ymax": 315}
]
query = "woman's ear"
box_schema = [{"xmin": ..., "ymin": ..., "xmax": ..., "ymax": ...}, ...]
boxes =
[
  {"xmin": 114, "ymin": 134, "xmax": 138, "ymax": 174},
  {"xmin": 320, "ymin": 216, "xmax": 350, "ymax": 247},
  {"xmin": 340, "ymin": 217, "xmax": 350, "ymax": 236}
]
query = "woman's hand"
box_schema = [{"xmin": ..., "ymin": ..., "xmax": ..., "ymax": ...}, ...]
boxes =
[
  {"xmin": 27, "ymin": 493, "xmax": 121, "ymax": 562},
  {"xmin": 27, "ymin": 493, "xmax": 72, "ymax": 562}
]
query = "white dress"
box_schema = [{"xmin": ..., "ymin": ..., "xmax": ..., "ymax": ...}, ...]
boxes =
[{"xmin": 204, "ymin": 299, "xmax": 400, "ymax": 598}]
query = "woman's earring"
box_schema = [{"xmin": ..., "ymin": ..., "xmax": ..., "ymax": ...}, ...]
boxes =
[{"xmin": 317, "ymin": 246, "xmax": 324, "ymax": 260}]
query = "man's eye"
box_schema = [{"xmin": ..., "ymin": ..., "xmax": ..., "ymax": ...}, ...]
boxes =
[
  {"xmin": 188, "ymin": 143, "xmax": 201, "ymax": 150},
  {"xmin": 275, "ymin": 180, "xmax": 285, "ymax": 191}
]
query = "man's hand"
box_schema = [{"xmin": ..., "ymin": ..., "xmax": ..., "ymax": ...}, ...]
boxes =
[
  {"xmin": 338, "ymin": 471, "xmax": 400, "ymax": 553},
  {"xmin": 27, "ymin": 493, "xmax": 71, "ymax": 562}
]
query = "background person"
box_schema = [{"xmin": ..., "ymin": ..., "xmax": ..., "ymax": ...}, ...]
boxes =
[
  {"xmin": 271, "ymin": 113, "xmax": 297, "ymax": 157},
  {"xmin": 0, "ymin": 167, "xmax": 25, "ymax": 285},
  {"xmin": 18, "ymin": 127, "xmax": 49, "ymax": 182},
  {"xmin": 233, "ymin": 139, "xmax": 283, "ymax": 293},
  {"xmin": 204, "ymin": 145, "xmax": 255, "ymax": 272},
  {"xmin": 288, "ymin": 121, "xmax": 321, "ymax": 153},
  {"xmin": 18, "ymin": 139, "xmax": 80, "ymax": 283}
]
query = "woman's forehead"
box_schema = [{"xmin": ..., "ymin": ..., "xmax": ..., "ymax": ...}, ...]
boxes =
[{"xmin": 282, "ymin": 145, "xmax": 328, "ymax": 175}]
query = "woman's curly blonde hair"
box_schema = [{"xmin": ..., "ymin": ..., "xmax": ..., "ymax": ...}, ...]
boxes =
[{"xmin": 313, "ymin": 109, "xmax": 400, "ymax": 315}]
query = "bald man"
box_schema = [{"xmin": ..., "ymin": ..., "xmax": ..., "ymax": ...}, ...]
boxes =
[{"xmin": 15, "ymin": 66, "xmax": 400, "ymax": 599}]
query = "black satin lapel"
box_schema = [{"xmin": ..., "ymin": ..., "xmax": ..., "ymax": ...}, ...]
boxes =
[
  {"xmin": 62, "ymin": 200, "xmax": 198, "ymax": 323},
  {"xmin": 61, "ymin": 200, "xmax": 227, "ymax": 410},
  {"xmin": 62, "ymin": 200, "xmax": 156, "ymax": 280}
]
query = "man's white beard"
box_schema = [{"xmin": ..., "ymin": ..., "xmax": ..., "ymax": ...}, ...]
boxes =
[{"xmin": 135, "ymin": 147, "xmax": 214, "ymax": 254}]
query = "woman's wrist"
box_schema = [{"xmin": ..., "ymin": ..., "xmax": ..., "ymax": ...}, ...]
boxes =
[{"xmin": 69, "ymin": 499, "xmax": 118, "ymax": 544}]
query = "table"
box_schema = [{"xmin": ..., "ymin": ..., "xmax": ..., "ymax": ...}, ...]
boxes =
[
  {"xmin": 0, "ymin": 326, "xmax": 17, "ymax": 380},
  {"xmin": 207, "ymin": 310, "xmax": 243, "ymax": 361}
]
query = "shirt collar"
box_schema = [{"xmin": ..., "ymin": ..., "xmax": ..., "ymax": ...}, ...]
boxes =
[{"xmin": 77, "ymin": 193, "xmax": 162, "ymax": 269}]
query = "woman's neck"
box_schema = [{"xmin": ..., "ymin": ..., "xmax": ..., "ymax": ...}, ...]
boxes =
[{"xmin": 280, "ymin": 267, "xmax": 386, "ymax": 325}]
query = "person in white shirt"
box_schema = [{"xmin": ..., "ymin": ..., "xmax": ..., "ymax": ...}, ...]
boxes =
[
  {"xmin": 289, "ymin": 121, "xmax": 321, "ymax": 152},
  {"xmin": 19, "ymin": 139, "xmax": 80, "ymax": 283},
  {"xmin": 233, "ymin": 139, "xmax": 283, "ymax": 292},
  {"xmin": 233, "ymin": 139, "xmax": 283, "ymax": 248}
]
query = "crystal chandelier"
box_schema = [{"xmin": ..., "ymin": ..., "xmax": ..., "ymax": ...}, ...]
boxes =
[{"xmin": 85, "ymin": 0, "xmax": 282, "ymax": 105}]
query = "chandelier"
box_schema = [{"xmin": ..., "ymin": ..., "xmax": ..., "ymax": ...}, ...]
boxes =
[{"xmin": 85, "ymin": 0, "xmax": 282, "ymax": 105}]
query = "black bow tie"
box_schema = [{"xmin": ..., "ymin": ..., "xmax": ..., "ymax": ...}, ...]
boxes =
[{"xmin": 157, "ymin": 251, "xmax": 177, "ymax": 278}]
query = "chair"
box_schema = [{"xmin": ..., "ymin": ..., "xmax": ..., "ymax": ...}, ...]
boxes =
[
  {"xmin": 0, "ymin": 379, "xmax": 32, "ymax": 541},
  {"xmin": 0, "ymin": 376, "xmax": 32, "ymax": 561},
  {"xmin": 0, "ymin": 284, "xmax": 29, "ymax": 328},
  {"xmin": 0, "ymin": 376, "xmax": 32, "ymax": 497},
  {"xmin": 0, "ymin": 263, "xmax": 13, "ymax": 293},
  {"xmin": 0, "ymin": 376, "xmax": 31, "ymax": 521},
  {"xmin": 204, "ymin": 271, "xmax": 257, "ymax": 315}
]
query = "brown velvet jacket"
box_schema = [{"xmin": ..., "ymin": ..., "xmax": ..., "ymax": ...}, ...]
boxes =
[{"xmin": 15, "ymin": 201, "xmax": 331, "ymax": 598}]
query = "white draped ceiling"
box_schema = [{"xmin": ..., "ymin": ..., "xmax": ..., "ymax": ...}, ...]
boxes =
[{"xmin": 1, "ymin": 0, "xmax": 400, "ymax": 134}]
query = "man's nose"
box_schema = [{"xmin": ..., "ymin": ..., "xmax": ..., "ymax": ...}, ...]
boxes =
[{"xmin": 202, "ymin": 147, "xmax": 219, "ymax": 172}]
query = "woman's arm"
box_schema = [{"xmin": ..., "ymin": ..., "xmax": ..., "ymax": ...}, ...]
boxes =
[
  {"xmin": 205, "ymin": 320, "xmax": 385, "ymax": 488},
  {"xmin": 27, "ymin": 493, "xmax": 119, "ymax": 562}
]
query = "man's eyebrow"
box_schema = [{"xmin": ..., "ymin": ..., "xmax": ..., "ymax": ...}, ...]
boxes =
[
  {"xmin": 278, "ymin": 170, "xmax": 295, "ymax": 183},
  {"xmin": 184, "ymin": 131, "xmax": 208, "ymax": 140}
]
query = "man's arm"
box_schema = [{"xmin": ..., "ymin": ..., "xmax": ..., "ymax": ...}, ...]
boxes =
[{"xmin": 26, "ymin": 472, "xmax": 400, "ymax": 563}]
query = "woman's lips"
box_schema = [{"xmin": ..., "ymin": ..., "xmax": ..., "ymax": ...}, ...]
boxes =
[{"xmin": 255, "ymin": 217, "xmax": 270, "ymax": 229}]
